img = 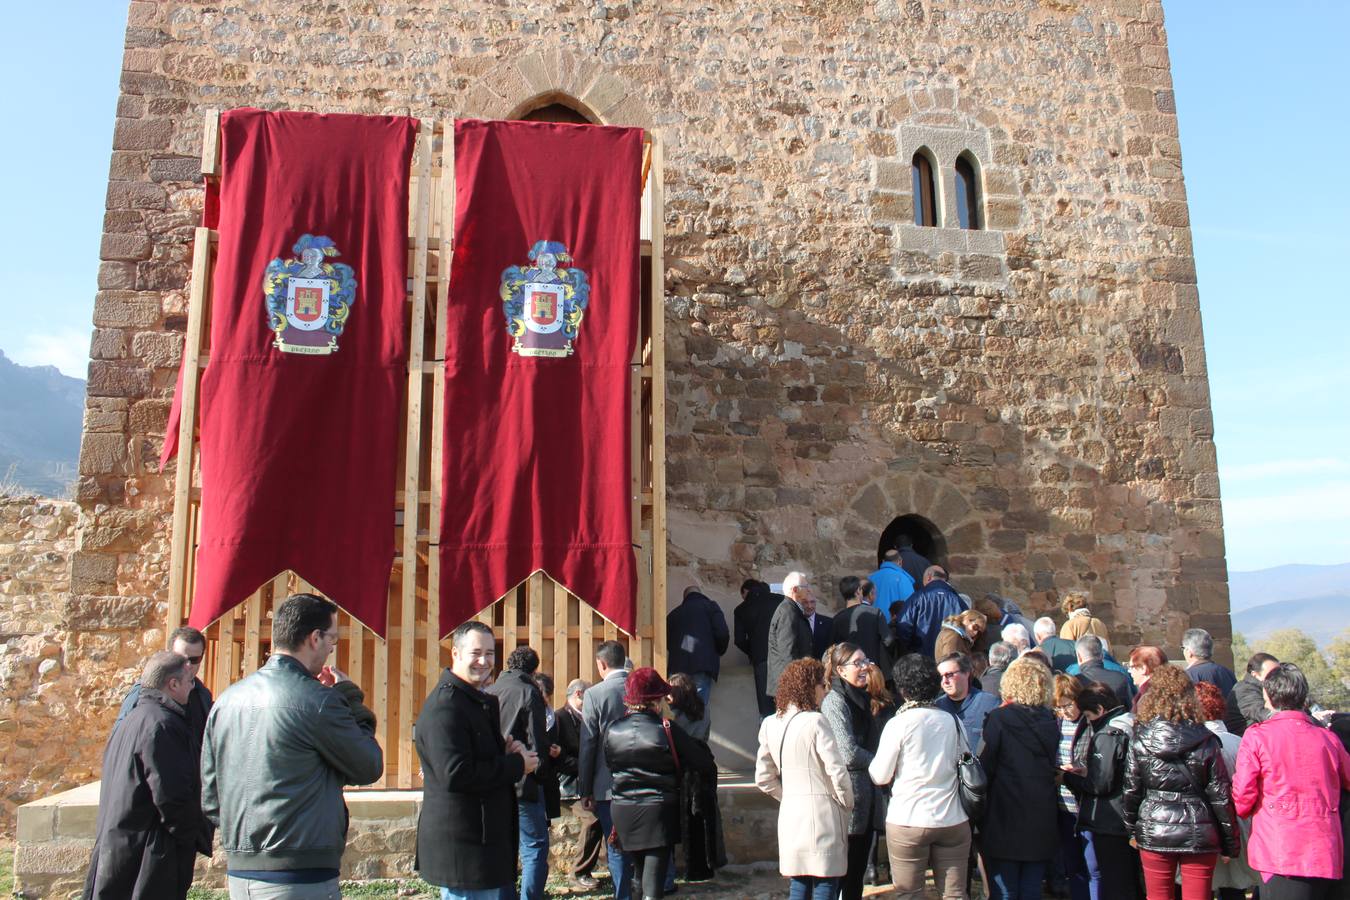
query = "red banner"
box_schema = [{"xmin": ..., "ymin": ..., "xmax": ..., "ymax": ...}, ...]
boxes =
[
  {"xmin": 439, "ymin": 119, "xmax": 642, "ymax": 635},
  {"xmin": 181, "ymin": 109, "xmax": 417, "ymax": 635}
]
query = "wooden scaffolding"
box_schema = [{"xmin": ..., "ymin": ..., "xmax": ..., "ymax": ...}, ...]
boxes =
[{"xmin": 163, "ymin": 112, "xmax": 667, "ymax": 789}]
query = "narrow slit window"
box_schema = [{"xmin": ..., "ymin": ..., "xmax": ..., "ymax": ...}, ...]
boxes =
[
  {"xmin": 912, "ymin": 152, "xmax": 937, "ymax": 227},
  {"xmin": 954, "ymin": 155, "xmax": 981, "ymax": 230}
]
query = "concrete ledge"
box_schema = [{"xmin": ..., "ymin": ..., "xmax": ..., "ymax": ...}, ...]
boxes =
[{"xmin": 16, "ymin": 774, "xmax": 780, "ymax": 899}]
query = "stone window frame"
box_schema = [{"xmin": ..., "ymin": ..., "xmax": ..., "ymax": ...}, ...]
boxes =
[{"xmin": 874, "ymin": 122, "xmax": 1006, "ymax": 255}]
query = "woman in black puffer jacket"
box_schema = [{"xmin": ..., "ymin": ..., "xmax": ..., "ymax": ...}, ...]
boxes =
[
  {"xmin": 1121, "ymin": 665, "xmax": 1239, "ymax": 900},
  {"xmin": 605, "ymin": 667, "xmax": 717, "ymax": 900}
]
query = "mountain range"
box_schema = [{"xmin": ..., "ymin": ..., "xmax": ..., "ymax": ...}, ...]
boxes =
[
  {"xmin": 0, "ymin": 349, "xmax": 84, "ymax": 498},
  {"xmin": 1229, "ymin": 562, "xmax": 1350, "ymax": 646}
]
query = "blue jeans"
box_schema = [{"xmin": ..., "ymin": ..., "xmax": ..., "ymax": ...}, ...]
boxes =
[
  {"xmin": 987, "ymin": 858, "xmax": 1047, "ymax": 900},
  {"xmin": 1057, "ymin": 810, "xmax": 1090, "ymax": 900},
  {"xmin": 500, "ymin": 798, "xmax": 549, "ymax": 900},
  {"xmin": 787, "ymin": 876, "xmax": 836, "ymax": 900},
  {"xmin": 594, "ymin": 800, "xmax": 633, "ymax": 900},
  {"xmin": 443, "ymin": 890, "xmax": 499, "ymax": 900},
  {"xmin": 1081, "ymin": 828, "xmax": 1101, "ymax": 900}
]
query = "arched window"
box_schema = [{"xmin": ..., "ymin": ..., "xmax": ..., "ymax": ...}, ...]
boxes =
[
  {"xmin": 911, "ymin": 151, "xmax": 937, "ymax": 227},
  {"xmin": 954, "ymin": 153, "xmax": 981, "ymax": 230},
  {"xmin": 519, "ymin": 102, "xmax": 594, "ymax": 125}
]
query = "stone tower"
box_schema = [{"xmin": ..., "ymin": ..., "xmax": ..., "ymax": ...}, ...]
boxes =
[{"xmin": 47, "ymin": 0, "xmax": 1227, "ymax": 791}]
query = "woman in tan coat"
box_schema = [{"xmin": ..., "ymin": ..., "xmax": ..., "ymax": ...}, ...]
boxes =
[
  {"xmin": 933, "ymin": 610, "xmax": 987, "ymax": 661},
  {"xmin": 1058, "ymin": 592, "xmax": 1109, "ymax": 642},
  {"xmin": 756, "ymin": 657, "xmax": 854, "ymax": 900}
]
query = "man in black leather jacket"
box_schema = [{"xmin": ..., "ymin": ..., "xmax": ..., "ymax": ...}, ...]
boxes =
[
  {"xmin": 202, "ymin": 594, "xmax": 383, "ymax": 897},
  {"xmin": 487, "ymin": 645, "xmax": 552, "ymax": 900}
]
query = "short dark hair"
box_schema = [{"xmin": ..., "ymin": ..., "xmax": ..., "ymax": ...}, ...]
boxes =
[
  {"xmin": 533, "ymin": 672, "xmax": 554, "ymax": 697},
  {"xmin": 667, "ymin": 672, "xmax": 705, "ymax": 721},
  {"xmin": 595, "ymin": 640, "xmax": 626, "ymax": 670},
  {"xmin": 451, "ymin": 620, "xmax": 494, "ymax": 650},
  {"xmin": 741, "ymin": 578, "xmax": 764, "ymax": 596},
  {"xmin": 892, "ymin": 653, "xmax": 941, "ymax": 704},
  {"xmin": 839, "ymin": 575, "xmax": 861, "ymax": 601},
  {"xmin": 938, "ymin": 651, "xmax": 972, "ymax": 674},
  {"xmin": 859, "ymin": 577, "xmax": 874, "ymax": 599},
  {"xmin": 141, "ymin": 650, "xmax": 190, "ymax": 689},
  {"xmin": 1246, "ymin": 652, "xmax": 1278, "ymax": 676},
  {"xmin": 507, "ymin": 646, "xmax": 540, "ymax": 673},
  {"xmin": 169, "ymin": 626, "xmax": 206, "ymax": 649},
  {"xmin": 272, "ymin": 593, "xmax": 338, "ymax": 651},
  {"xmin": 1262, "ymin": 662, "xmax": 1309, "ymax": 711},
  {"xmin": 1076, "ymin": 682, "xmax": 1119, "ymax": 715},
  {"xmin": 895, "ymin": 535, "xmax": 914, "ymax": 550}
]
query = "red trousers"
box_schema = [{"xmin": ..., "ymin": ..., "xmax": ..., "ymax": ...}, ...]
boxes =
[{"xmin": 1137, "ymin": 848, "xmax": 1216, "ymax": 900}]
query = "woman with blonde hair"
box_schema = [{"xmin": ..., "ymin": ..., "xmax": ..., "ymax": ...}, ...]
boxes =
[
  {"xmin": 756, "ymin": 658, "xmax": 853, "ymax": 900},
  {"xmin": 934, "ymin": 609, "xmax": 987, "ymax": 661},
  {"xmin": 980, "ymin": 657, "xmax": 1062, "ymax": 900},
  {"xmin": 1059, "ymin": 592, "xmax": 1109, "ymax": 642}
]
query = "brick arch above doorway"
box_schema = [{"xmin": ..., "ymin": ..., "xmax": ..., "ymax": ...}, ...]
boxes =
[{"xmin": 458, "ymin": 49, "xmax": 654, "ymax": 129}]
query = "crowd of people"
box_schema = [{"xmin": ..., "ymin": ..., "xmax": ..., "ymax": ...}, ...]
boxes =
[{"xmin": 82, "ymin": 574, "xmax": 1350, "ymax": 900}]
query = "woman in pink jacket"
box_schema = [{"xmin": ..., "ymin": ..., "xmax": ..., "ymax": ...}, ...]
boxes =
[{"xmin": 1231, "ymin": 662, "xmax": 1350, "ymax": 900}]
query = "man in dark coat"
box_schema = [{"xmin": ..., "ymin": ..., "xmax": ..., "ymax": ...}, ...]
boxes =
[
  {"xmin": 666, "ymin": 586, "xmax": 730, "ymax": 714},
  {"xmin": 894, "ymin": 565, "xmax": 968, "ymax": 658},
  {"xmin": 579, "ymin": 640, "xmax": 633, "ymax": 900},
  {"xmin": 830, "ymin": 576, "xmax": 896, "ymax": 684},
  {"xmin": 766, "ymin": 572, "xmax": 815, "ymax": 699},
  {"xmin": 555, "ymin": 678, "xmax": 602, "ymax": 889},
  {"xmin": 84, "ymin": 651, "xmax": 208, "ymax": 900},
  {"xmin": 895, "ymin": 535, "xmax": 932, "ymax": 586},
  {"xmin": 415, "ymin": 621, "xmax": 539, "ymax": 897},
  {"xmin": 1181, "ymin": 628, "xmax": 1237, "ymax": 695},
  {"xmin": 733, "ymin": 579, "xmax": 779, "ymax": 716},
  {"xmin": 114, "ymin": 626, "xmax": 213, "ymax": 752},
  {"xmin": 807, "ymin": 600, "xmax": 833, "ymax": 661},
  {"xmin": 1224, "ymin": 652, "xmax": 1278, "ymax": 736},
  {"xmin": 1075, "ymin": 635, "xmax": 1133, "ymax": 710},
  {"xmin": 487, "ymin": 645, "xmax": 552, "ymax": 900}
]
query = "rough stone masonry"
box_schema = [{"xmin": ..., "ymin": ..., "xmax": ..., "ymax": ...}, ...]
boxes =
[{"xmin": 6, "ymin": 0, "xmax": 1229, "ymax": 822}]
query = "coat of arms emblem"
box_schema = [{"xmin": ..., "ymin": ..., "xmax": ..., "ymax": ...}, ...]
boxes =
[
  {"xmin": 263, "ymin": 234, "xmax": 357, "ymax": 355},
  {"xmin": 500, "ymin": 241, "xmax": 590, "ymax": 358}
]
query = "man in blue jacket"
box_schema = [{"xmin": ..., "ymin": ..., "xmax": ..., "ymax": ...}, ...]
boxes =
[
  {"xmin": 868, "ymin": 549, "xmax": 916, "ymax": 620},
  {"xmin": 894, "ymin": 565, "xmax": 968, "ymax": 658},
  {"xmin": 666, "ymin": 586, "xmax": 730, "ymax": 715}
]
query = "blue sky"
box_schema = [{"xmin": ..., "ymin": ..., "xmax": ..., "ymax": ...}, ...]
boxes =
[{"xmin": 0, "ymin": 3, "xmax": 1344, "ymax": 572}]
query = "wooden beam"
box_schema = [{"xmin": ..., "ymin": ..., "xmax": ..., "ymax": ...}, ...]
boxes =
[
  {"xmin": 165, "ymin": 224, "xmax": 212, "ymax": 640},
  {"xmin": 649, "ymin": 134, "xmax": 668, "ymax": 674},
  {"xmin": 201, "ymin": 109, "xmax": 221, "ymax": 177}
]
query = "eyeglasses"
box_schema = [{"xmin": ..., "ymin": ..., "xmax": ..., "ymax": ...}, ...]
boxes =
[
  {"xmin": 184, "ymin": 655, "xmax": 204, "ymax": 665},
  {"xmin": 1056, "ymin": 703, "xmax": 1078, "ymax": 711},
  {"xmin": 939, "ymin": 671, "xmax": 964, "ymax": 680},
  {"xmin": 842, "ymin": 658, "xmax": 873, "ymax": 669}
]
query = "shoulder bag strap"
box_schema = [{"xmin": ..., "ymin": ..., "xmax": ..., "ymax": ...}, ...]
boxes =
[
  {"xmin": 661, "ymin": 717, "xmax": 681, "ymax": 772},
  {"xmin": 944, "ymin": 708, "xmax": 972, "ymax": 754},
  {"xmin": 777, "ymin": 711, "xmax": 801, "ymax": 767}
]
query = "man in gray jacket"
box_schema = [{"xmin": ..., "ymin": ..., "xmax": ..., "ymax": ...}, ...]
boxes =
[
  {"xmin": 578, "ymin": 640, "xmax": 632, "ymax": 900},
  {"xmin": 202, "ymin": 593, "xmax": 383, "ymax": 899}
]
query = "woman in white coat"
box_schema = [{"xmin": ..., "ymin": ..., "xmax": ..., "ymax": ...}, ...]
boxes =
[{"xmin": 756, "ymin": 657, "xmax": 854, "ymax": 900}]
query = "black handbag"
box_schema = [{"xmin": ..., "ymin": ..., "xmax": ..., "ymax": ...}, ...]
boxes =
[{"xmin": 945, "ymin": 710, "xmax": 988, "ymax": 822}]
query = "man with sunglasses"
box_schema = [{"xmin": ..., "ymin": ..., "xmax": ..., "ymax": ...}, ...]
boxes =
[{"xmin": 115, "ymin": 626, "xmax": 213, "ymax": 753}]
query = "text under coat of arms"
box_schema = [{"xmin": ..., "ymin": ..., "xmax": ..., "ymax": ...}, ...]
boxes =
[
  {"xmin": 500, "ymin": 240, "xmax": 591, "ymax": 358},
  {"xmin": 263, "ymin": 234, "xmax": 357, "ymax": 355}
]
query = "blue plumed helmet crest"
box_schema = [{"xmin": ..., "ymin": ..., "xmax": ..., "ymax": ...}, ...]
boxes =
[{"xmin": 528, "ymin": 240, "xmax": 570, "ymax": 263}]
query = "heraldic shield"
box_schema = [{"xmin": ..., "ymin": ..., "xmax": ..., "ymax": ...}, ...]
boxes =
[
  {"xmin": 263, "ymin": 234, "xmax": 357, "ymax": 355},
  {"xmin": 500, "ymin": 240, "xmax": 591, "ymax": 357}
]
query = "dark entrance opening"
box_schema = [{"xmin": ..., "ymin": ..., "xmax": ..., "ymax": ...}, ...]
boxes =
[{"xmin": 876, "ymin": 514, "xmax": 948, "ymax": 569}]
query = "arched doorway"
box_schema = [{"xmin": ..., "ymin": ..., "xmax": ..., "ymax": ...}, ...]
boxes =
[{"xmin": 876, "ymin": 514, "xmax": 948, "ymax": 569}]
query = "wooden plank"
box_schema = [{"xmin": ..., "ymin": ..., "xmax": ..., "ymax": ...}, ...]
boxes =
[
  {"xmin": 528, "ymin": 571, "xmax": 544, "ymax": 655},
  {"xmin": 243, "ymin": 585, "xmax": 263, "ymax": 674},
  {"xmin": 165, "ymin": 224, "xmax": 212, "ymax": 642},
  {"xmin": 549, "ymin": 578, "xmax": 567, "ymax": 689},
  {"xmin": 349, "ymin": 609, "xmax": 366, "ymax": 691},
  {"xmin": 201, "ymin": 109, "xmax": 221, "ymax": 177},
  {"xmin": 503, "ymin": 585, "xmax": 519, "ymax": 660},
  {"xmin": 396, "ymin": 119, "xmax": 434, "ymax": 790},
  {"xmin": 649, "ymin": 134, "xmax": 669, "ymax": 674},
  {"xmin": 217, "ymin": 608, "xmax": 237, "ymax": 689},
  {"xmin": 373, "ymin": 632, "xmax": 389, "ymax": 788},
  {"xmin": 579, "ymin": 594, "xmax": 594, "ymax": 682}
]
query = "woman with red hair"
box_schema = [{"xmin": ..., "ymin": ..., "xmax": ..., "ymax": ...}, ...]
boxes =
[{"xmin": 1126, "ymin": 646, "xmax": 1167, "ymax": 710}]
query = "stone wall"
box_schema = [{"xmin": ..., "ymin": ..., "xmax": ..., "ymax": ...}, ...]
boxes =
[
  {"xmin": 0, "ymin": 495, "xmax": 154, "ymax": 836},
  {"xmin": 63, "ymin": 0, "xmax": 1228, "ymax": 768}
]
